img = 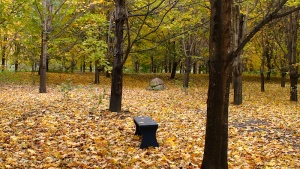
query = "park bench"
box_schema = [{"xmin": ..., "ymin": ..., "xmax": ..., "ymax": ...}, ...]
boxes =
[{"xmin": 133, "ymin": 116, "xmax": 159, "ymax": 149}]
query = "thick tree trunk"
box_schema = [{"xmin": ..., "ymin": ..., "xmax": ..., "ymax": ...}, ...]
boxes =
[
  {"xmin": 201, "ymin": 1, "xmax": 232, "ymax": 168},
  {"xmin": 288, "ymin": 11, "xmax": 299, "ymax": 101},
  {"xmin": 232, "ymin": 5, "xmax": 246, "ymax": 105},
  {"xmin": 109, "ymin": 0, "xmax": 125, "ymax": 112}
]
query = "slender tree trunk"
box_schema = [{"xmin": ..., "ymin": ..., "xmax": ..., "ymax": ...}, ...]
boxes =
[
  {"xmin": 134, "ymin": 60, "xmax": 139, "ymax": 73},
  {"xmin": 14, "ymin": 61, "xmax": 18, "ymax": 72},
  {"xmin": 170, "ymin": 60, "xmax": 178, "ymax": 79},
  {"xmin": 1, "ymin": 35, "xmax": 7, "ymax": 72},
  {"xmin": 1, "ymin": 53, "xmax": 5, "ymax": 72},
  {"xmin": 183, "ymin": 56, "xmax": 191, "ymax": 89},
  {"xmin": 151, "ymin": 56, "xmax": 155, "ymax": 73},
  {"xmin": 260, "ymin": 62, "xmax": 265, "ymax": 92},
  {"xmin": 281, "ymin": 65, "xmax": 287, "ymax": 87},
  {"xmin": 40, "ymin": 0, "xmax": 51, "ymax": 93},
  {"xmin": 94, "ymin": 60, "xmax": 100, "ymax": 84},
  {"xmin": 83, "ymin": 60, "xmax": 86, "ymax": 72},
  {"xmin": 233, "ymin": 57, "xmax": 243, "ymax": 105},
  {"xmin": 201, "ymin": 1, "xmax": 232, "ymax": 168},
  {"xmin": 40, "ymin": 29, "xmax": 47, "ymax": 93},
  {"xmin": 109, "ymin": 0, "xmax": 125, "ymax": 112},
  {"xmin": 90, "ymin": 61, "xmax": 92, "ymax": 72}
]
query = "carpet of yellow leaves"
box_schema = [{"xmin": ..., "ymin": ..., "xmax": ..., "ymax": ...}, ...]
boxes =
[{"xmin": 0, "ymin": 72, "xmax": 299, "ymax": 168}]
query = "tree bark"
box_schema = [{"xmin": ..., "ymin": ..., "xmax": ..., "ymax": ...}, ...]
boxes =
[
  {"xmin": 1, "ymin": 35, "xmax": 7, "ymax": 72},
  {"xmin": 94, "ymin": 60, "xmax": 100, "ymax": 84},
  {"xmin": 287, "ymin": 10, "xmax": 299, "ymax": 101},
  {"xmin": 14, "ymin": 61, "xmax": 18, "ymax": 72},
  {"xmin": 170, "ymin": 60, "xmax": 178, "ymax": 79},
  {"xmin": 183, "ymin": 56, "xmax": 191, "ymax": 89},
  {"xmin": 260, "ymin": 59, "xmax": 265, "ymax": 92},
  {"xmin": 232, "ymin": 5, "xmax": 246, "ymax": 105},
  {"xmin": 202, "ymin": 1, "xmax": 300, "ymax": 167},
  {"xmin": 109, "ymin": 0, "xmax": 125, "ymax": 112},
  {"xmin": 233, "ymin": 57, "xmax": 242, "ymax": 105},
  {"xmin": 201, "ymin": 1, "xmax": 232, "ymax": 168}
]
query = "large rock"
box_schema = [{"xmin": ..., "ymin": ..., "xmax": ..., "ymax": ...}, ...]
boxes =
[{"xmin": 147, "ymin": 78, "xmax": 165, "ymax": 91}]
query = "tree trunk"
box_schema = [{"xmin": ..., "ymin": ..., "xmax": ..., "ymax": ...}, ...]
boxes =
[
  {"xmin": 288, "ymin": 11, "xmax": 299, "ymax": 101},
  {"xmin": 170, "ymin": 60, "xmax": 178, "ymax": 79},
  {"xmin": 40, "ymin": 29, "xmax": 47, "ymax": 93},
  {"xmin": 109, "ymin": 0, "xmax": 125, "ymax": 112},
  {"xmin": 260, "ymin": 64, "xmax": 265, "ymax": 92},
  {"xmin": 82, "ymin": 59, "xmax": 86, "ymax": 72},
  {"xmin": 1, "ymin": 35, "xmax": 7, "ymax": 72},
  {"xmin": 90, "ymin": 61, "xmax": 92, "ymax": 72},
  {"xmin": 232, "ymin": 4, "xmax": 247, "ymax": 105},
  {"xmin": 14, "ymin": 61, "xmax": 18, "ymax": 72},
  {"xmin": 201, "ymin": 1, "xmax": 232, "ymax": 168},
  {"xmin": 134, "ymin": 60, "xmax": 139, "ymax": 73},
  {"xmin": 183, "ymin": 56, "xmax": 191, "ymax": 89},
  {"xmin": 46, "ymin": 56, "xmax": 49, "ymax": 72},
  {"xmin": 233, "ymin": 57, "xmax": 243, "ymax": 105},
  {"xmin": 281, "ymin": 68, "xmax": 287, "ymax": 87},
  {"xmin": 94, "ymin": 60, "xmax": 100, "ymax": 84},
  {"xmin": 1, "ymin": 54, "xmax": 5, "ymax": 72},
  {"xmin": 193, "ymin": 62, "xmax": 197, "ymax": 74},
  {"xmin": 40, "ymin": 0, "xmax": 51, "ymax": 93}
]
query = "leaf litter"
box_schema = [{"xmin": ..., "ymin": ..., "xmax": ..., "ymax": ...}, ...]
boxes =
[{"xmin": 0, "ymin": 73, "xmax": 299, "ymax": 168}]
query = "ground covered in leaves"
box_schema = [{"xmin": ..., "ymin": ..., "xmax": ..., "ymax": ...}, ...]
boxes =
[{"xmin": 0, "ymin": 72, "xmax": 299, "ymax": 168}]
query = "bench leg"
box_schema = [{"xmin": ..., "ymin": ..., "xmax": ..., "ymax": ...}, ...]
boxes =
[
  {"xmin": 134, "ymin": 121, "xmax": 142, "ymax": 136},
  {"xmin": 140, "ymin": 127, "xmax": 159, "ymax": 148}
]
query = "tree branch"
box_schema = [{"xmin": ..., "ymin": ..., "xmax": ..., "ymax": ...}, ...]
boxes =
[{"xmin": 229, "ymin": 0, "xmax": 300, "ymax": 63}]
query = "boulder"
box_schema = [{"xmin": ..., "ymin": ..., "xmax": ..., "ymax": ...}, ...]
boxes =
[{"xmin": 147, "ymin": 78, "xmax": 165, "ymax": 91}]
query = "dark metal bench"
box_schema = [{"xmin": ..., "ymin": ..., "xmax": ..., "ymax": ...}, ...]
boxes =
[{"xmin": 133, "ymin": 116, "xmax": 159, "ymax": 149}]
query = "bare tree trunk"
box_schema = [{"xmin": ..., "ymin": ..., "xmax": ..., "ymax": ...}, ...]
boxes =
[
  {"xmin": 183, "ymin": 56, "xmax": 191, "ymax": 89},
  {"xmin": 202, "ymin": 1, "xmax": 297, "ymax": 167},
  {"xmin": 94, "ymin": 60, "xmax": 100, "ymax": 84},
  {"xmin": 260, "ymin": 56, "xmax": 265, "ymax": 92},
  {"xmin": 109, "ymin": 0, "xmax": 125, "ymax": 112},
  {"xmin": 232, "ymin": 4, "xmax": 246, "ymax": 105},
  {"xmin": 288, "ymin": 10, "xmax": 299, "ymax": 101},
  {"xmin": 14, "ymin": 61, "xmax": 19, "ymax": 72},
  {"xmin": 1, "ymin": 35, "xmax": 7, "ymax": 72},
  {"xmin": 170, "ymin": 60, "xmax": 178, "ymax": 79},
  {"xmin": 201, "ymin": 1, "xmax": 232, "ymax": 168}
]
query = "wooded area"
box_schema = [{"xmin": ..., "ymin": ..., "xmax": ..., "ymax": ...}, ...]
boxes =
[{"xmin": 0, "ymin": 0, "xmax": 300, "ymax": 168}]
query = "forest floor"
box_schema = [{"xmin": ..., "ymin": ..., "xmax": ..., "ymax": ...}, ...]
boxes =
[{"xmin": 0, "ymin": 72, "xmax": 299, "ymax": 168}]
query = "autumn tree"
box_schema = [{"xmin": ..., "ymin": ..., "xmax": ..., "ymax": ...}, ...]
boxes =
[
  {"xmin": 287, "ymin": 9, "xmax": 299, "ymax": 101},
  {"xmin": 109, "ymin": 0, "xmax": 178, "ymax": 112},
  {"xmin": 33, "ymin": 0, "xmax": 93, "ymax": 93},
  {"xmin": 201, "ymin": 1, "xmax": 300, "ymax": 168}
]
